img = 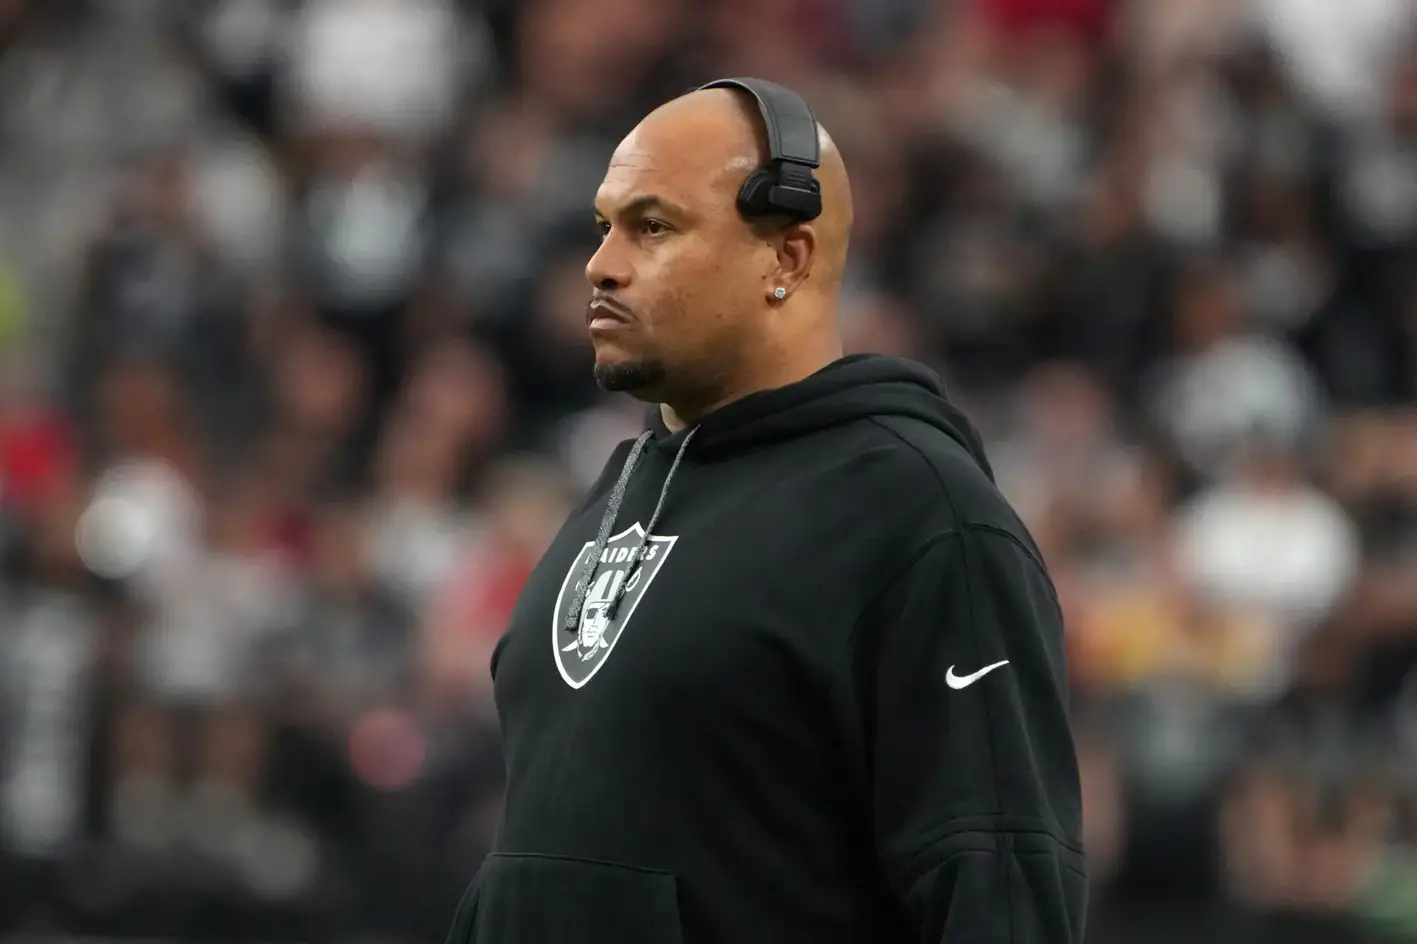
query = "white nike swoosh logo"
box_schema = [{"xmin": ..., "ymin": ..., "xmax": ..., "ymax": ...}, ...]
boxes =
[{"xmin": 945, "ymin": 660, "xmax": 1010, "ymax": 690}]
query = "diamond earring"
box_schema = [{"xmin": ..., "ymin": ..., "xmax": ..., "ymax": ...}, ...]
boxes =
[{"xmin": 773, "ymin": 287, "xmax": 787, "ymax": 300}]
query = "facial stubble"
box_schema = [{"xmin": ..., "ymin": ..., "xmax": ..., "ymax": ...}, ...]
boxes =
[{"xmin": 593, "ymin": 358, "xmax": 669, "ymax": 393}]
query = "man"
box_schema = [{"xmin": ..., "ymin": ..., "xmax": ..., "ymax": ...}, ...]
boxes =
[{"xmin": 446, "ymin": 80, "xmax": 1087, "ymax": 943}]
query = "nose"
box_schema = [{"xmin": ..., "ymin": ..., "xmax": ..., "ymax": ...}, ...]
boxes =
[{"xmin": 585, "ymin": 232, "xmax": 631, "ymax": 291}]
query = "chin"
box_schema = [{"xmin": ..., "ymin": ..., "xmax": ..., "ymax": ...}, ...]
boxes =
[{"xmin": 592, "ymin": 355, "xmax": 668, "ymax": 395}]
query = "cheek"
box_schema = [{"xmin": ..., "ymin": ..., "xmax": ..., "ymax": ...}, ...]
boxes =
[
  {"xmin": 687, "ymin": 241, "xmax": 759, "ymax": 309},
  {"xmin": 642, "ymin": 241, "xmax": 759, "ymax": 348},
  {"xmin": 639, "ymin": 250, "xmax": 710, "ymax": 328},
  {"xmin": 707, "ymin": 237, "xmax": 763, "ymax": 286}
]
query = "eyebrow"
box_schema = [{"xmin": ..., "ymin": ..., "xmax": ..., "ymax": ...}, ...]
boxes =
[{"xmin": 593, "ymin": 194, "xmax": 687, "ymax": 220}]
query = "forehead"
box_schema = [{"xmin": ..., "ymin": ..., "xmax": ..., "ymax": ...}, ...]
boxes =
[{"xmin": 595, "ymin": 119, "xmax": 755, "ymax": 215}]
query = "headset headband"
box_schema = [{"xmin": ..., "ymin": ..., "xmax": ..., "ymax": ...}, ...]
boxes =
[
  {"xmin": 698, "ymin": 77, "xmax": 821, "ymax": 171},
  {"xmin": 696, "ymin": 77, "xmax": 823, "ymax": 222}
]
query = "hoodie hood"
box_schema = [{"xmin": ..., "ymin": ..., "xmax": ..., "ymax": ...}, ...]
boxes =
[
  {"xmin": 563, "ymin": 354, "xmax": 992, "ymax": 631},
  {"xmin": 645, "ymin": 353, "xmax": 993, "ymax": 480}
]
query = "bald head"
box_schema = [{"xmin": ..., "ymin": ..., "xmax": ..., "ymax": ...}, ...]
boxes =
[
  {"xmin": 638, "ymin": 87, "xmax": 854, "ymax": 293},
  {"xmin": 585, "ymin": 82, "xmax": 853, "ymax": 424}
]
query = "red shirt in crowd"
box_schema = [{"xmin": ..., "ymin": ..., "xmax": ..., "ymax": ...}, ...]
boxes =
[{"xmin": 978, "ymin": 0, "xmax": 1114, "ymax": 44}]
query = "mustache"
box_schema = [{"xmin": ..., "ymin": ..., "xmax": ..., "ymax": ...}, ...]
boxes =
[{"xmin": 587, "ymin": 295, "xmax": 634, "ymax": 320}]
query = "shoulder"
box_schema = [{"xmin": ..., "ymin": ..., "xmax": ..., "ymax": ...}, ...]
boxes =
[
  {"xmin": 815, "ymin": 415, "xmax": 1050, "ymax": 591},
  {"xmin": 843, "ymin": 414, "xmax": 1034, "ymax": 540}
]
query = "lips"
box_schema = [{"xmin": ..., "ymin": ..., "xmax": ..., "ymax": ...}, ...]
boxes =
[{"xmin": 586, "ymin": 298, "xmax": 632, "ymax": 327}]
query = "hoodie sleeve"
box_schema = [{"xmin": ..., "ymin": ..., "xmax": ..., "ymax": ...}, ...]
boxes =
[{"xmin": 832, "ymin": 525, "xmax": 1087, "ymax": 942}]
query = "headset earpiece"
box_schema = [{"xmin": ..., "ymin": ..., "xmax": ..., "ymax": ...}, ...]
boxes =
[{"xmin": 697, "ymin": 77, "xmax": 823, "ymax": 223}]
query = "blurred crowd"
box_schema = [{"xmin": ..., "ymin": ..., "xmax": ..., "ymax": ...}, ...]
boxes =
[{"xmin": 2, "ymin": 0, "xmax": 1417, "ymax": 941}]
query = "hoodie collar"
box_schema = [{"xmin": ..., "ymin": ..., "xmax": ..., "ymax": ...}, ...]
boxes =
[{"xmin": 641, "ymin": 354, "xmax": 993, "ymax": 480}]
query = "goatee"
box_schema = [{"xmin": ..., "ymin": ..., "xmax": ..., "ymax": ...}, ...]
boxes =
[{"xmin": 594, "ymin": 359, "xmax": 668, "ymax": 392}]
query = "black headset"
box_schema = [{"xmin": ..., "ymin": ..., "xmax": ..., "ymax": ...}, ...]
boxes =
[{"xmin": 696, "ymin": 77, "xmax": 822, "ymax": 223}]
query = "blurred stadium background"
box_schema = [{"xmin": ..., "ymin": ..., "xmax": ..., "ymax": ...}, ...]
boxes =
[{"xmin": 2, "ymin": 0, "xmax": 1417, "ymax": 941}]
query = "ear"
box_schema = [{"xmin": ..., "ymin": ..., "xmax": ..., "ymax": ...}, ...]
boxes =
[{"xmin": 766, "ymin": 223, "xmax": 817, "ymax": 301}]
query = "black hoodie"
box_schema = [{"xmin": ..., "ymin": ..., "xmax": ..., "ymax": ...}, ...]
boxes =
[{"xmin": 448, "ymin": 354, "xmax": 1087, "ymax": 943}]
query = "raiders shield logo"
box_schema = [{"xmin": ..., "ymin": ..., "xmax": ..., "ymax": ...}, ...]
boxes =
[{"xmin": 552, "ymin": 523, "xmax": 677, "ymax": 689}]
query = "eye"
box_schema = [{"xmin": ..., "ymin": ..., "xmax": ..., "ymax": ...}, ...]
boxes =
[
  {"xmin": 596, "ymin": 220, "xmax": 611, "ymax": 239},
  {"xmin": 640, "ymin": 219, "xmax": 670, "ymax": 236}
]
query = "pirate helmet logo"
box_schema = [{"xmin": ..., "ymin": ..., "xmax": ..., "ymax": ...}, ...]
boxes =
[
  {"xmin": 562, "ymin": 569, "xmax": 622, "ymax": 660},
  {"xmin": 552, "ymin": 523, "xmax": 677, "ymax": 689}
]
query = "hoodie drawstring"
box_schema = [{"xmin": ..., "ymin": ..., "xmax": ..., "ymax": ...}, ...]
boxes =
[{"xmin": 564, "ymin": 426, "xmax": 697, "ymax": 631}]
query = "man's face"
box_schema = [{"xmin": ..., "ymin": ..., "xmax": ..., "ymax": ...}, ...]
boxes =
[{"xmin": 586, "ymin": 120, "xmax": 769, "ymax": 401}]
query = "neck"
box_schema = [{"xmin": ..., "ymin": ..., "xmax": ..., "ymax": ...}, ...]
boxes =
[{"xmin": 660, "ymin": 330, "xmax": 843, "ymax": 431}]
